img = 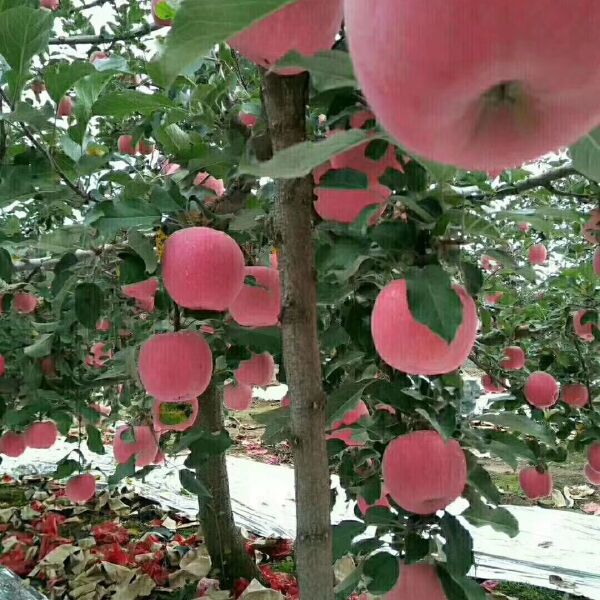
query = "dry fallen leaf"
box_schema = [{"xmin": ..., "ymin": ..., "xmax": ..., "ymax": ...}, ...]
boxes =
[
  {"xmin": 180, "ymin": 546, "xmax": 212, "ymax": 578},
  {"xmin": 114, "ymin": 573, "xmax": 156, "ymax": 600},
  {"xmin": 240, "ymin": 579, "xmax": 285, "ymax": 600}
]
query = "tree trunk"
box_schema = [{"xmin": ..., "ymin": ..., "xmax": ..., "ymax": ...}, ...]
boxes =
[
  {"xmin": 196, "ymin": 384, "xmax": 261, "ymax": 586},
  {"xmin": 262, "ymin": 71, "xmax": 334, "ymax": 600}
]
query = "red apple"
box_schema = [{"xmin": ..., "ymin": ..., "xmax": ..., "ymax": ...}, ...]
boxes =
[
  {"xmin": 384, "ymin": 563, "xmax": 447, "ymax": 600},
  {"xmin": 117, "ymin": 134, "xmax": 137, "ymax": 156},
  {"xmin": 345, "ymin": 0, "xmax": 600, "ymax": 171},
  {"xmin": 138, "ymin": 139, "xmax": 155, "ymax": 155},
  {"xmin": 481, "ymin": 374, "xmax": 507, "ymax": 394},
  {"xmin": 529, "ymin": 243, "xmax": 548, "ymax": 265},
  {"xmin": 89, "ymin": 51, "xmax": 109, "ymax": 63},
  {"xmin": 371, "ymin": 280, "xmax": 478, "ymax": 375},
  {"xmin": 0, "ymin": 355, "xmax": 5, "ymax": 377},
  {"xmin": 562, "ymin": 383, "xmax": 588, "ymax": 408},
  {"xmin": 224, "ymin": 382, "xmax": 253, "ymax": 411},
  {"xmin": 152, "ymin": 398, "xmax": 198, "ymax": 433},
  {"xmin": 57, "ymin": 96, "xmax": 73, "ymax": 118},
  {"xmin": 519, "ymin": 467, "xmax": 552, "ymax": 500},
  {"xmin": 585, "ymin": 463, "xmax": 600, "ymax": 485},
  {"xmin": 113, "ymin": 425, "xmax": 159, "ymax": 468},
  {"xmin": 0, "ymin": 432, "xmax": 26, "ymax": 457},
  {"xmin": 524, "ymin": 371, "xmax": 559, "ymax": 409},
  {"xmin": 162, "ymin": 227, "xmax": 245, "ymax": 311},
  {"xmin": 229, "ymin": 0, "xmax": 343, "ymax": 74},
  {"xmin": 24, "ymin": 421, "xmax": 58, "ymax": 449},
  {"xmin": 96, "ymin": 319, "xmax": 111, "ymax": 332},
  {"xmin": 500, "ymin": 346, "xmax": 526, "ymax": 371},
  {"xmin": 383, "ymin": 430, "xmax": 467, "ymax": 515},
  {"xmin": 193, "ymin": 172, "xmax": 226, "ymax": 197},
  {"xmin": 121, "ymin": 278, "xmax": 159, "ymax": 313},
  {"xmin": 138, "ymin": 331, "xmax": 213, "ymax": 402},
  {"xmin": 65, "ymin": 474, "xmax": 96, "ymax": 504},
  {"xmin": 13, "ymin": 293, "xmax": 38, "ymax": 314},
  {"xmin": 587, "ymin": 442, "xmax": 600, "ymax": 472},
  {"xmin": 229, "ymin": 266, "xmax": 281, "ymax": 327},
  {"xmin": 41, "ymin": 0, "xmax": 60, "ymax": 10},
  {"xmin": 331, "ymin": 401, "xmax": 369, "ymax": 430},
  {"xmin": 573, "ymin": 309, "xmax": 595, "ymax": 343},
  {"xmin": 235, "ymin": 353, "xmax": 275, "ymax": 387},
  {"xmin": 239, "ymin": 111, "xmax": 258, "ymax": 128}
]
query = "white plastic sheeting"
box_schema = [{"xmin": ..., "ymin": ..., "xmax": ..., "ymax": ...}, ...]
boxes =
[{"xmin": 2, "ymin": 441, "xmax": 600, "ymax": 598}]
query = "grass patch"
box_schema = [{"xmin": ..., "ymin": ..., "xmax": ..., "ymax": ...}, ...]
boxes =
[{"xmin": 497, "ymin": 581, "xmax": 574, "ymax": 599}]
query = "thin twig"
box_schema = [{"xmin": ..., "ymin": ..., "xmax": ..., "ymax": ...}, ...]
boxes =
[{"xmin": 49, "ymin": 23, "xmax": 160, "ymax": 46}]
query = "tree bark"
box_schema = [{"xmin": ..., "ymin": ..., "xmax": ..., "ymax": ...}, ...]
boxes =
[
  {"xmin": 196, "ymin": 385, "xmax": 261, "ymax": 586},
  {"xmin": 262, "ymin": 71, "xmax": 334, "ymax": 599}
]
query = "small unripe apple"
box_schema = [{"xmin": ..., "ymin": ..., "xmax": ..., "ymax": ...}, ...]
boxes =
[
  {"xmin": 482, "ymin": 374, "xmax": 507, "ymax": 394},
  {"xmin": 573, "ymin": 309, "xmax": 595, "ymax": 343},
  {"xmin": 121, "ymin": 278, "xmax": 159, "ymax": 313},
  {"xmin": 13, "ymin": 292, "xmax": 38, "ymax": 314}
]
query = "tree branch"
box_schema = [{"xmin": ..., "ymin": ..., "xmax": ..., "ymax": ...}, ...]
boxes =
[
  {"xmin": 49, "ymin": 23, "xmax": 160, "ymax": 46},
  {"xmin": 70, "ymin": 0, "xmax": 110, "ymax": 13},
  {"xmin": 494, "ymin": 165, "xmax": 580, "ymax": 197},
  {"xmin": 0, "ymin": 87, "xmax": 93, "ymax": 204}
]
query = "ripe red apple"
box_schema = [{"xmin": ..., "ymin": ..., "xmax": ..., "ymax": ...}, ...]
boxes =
[
  {"xmin": 193, "ymin": 172, "xmax": 226, "ymax": 197},
  {"xmin": 0, "ymin": 432, "xmax": 26, "ymax": 457},
  {"xmin": 326, "ymin": 427, "xmax": 365, "ymax": 447},
  {"xmin": 562, "ymin": 383, "xmax": 588, "ymax": 408},
  {"xmin": 481, "ymin": 374, "xmax": 507, "ymax": 394},
  {"xmin": 152, "ymin": 398, "xmax": 198, "ymax": 432},
  {"xmin": 152, "ymin": 0, "xmax": 173, "ymax": 27},
  {"xmin": 0, "ymin": 355, "xmax": 5, "ymax": 377},
  {"xmin": 57, "ymin": 96, "xmax": 73, "ymax": 118},
  {"xmin": 584, "ymin": 463, "xmax": 600, "ymax": 486},
  {"xmin": 239, "ymin": 111, "xmax": 258, "ymax": 128},
  {"xmin": 229, "ymin": 266, "xmax": 281, "ymax": 327},
  {"xmin": 65, "ymin": 474, "xmax": 96, "ymax": 504},
  {"xmin": 371, "ymin": 280, "xmax": 478, "ymax": 375},
  {"xmin": 96, "ymin": 319, "xmax": 111, "ymax": 332},
  {"xmin": 384, "ymin": 563, "xmax": 447, "ymax": 600},
  {"xmin": 229, "ymin": 0, "xmax": 344, "ymax": 74},
  {"xmin": 90, "ymin": 403, "xmax": 111, "ymax": 417},
  {"xmin": 138, "ymin": 331, "xmax": 213, "ymax": 402},
  {"xmin": 573, "ymin": 309, "xmax": 595, "ymax": 343},
  {"xmin": 357, "ymin": 490, "xmax": 390, "ymax": 515},
  {"xmin": 281, "ymin": 395, "xmax": 291, "ymax": 408},
  {"xmin": 528, "ymin": 243, "xmax": 548, "ymax": 265},
  {"xmin": 41, "ymin": 0, "xmax": 60, "ymax": 10},
  {"xmin": 344, "ymin": 0, "xmax": 600, "ymax": 171},
  {"xmin": 24, "ymin": 421, "xmax": 58, "ymax": 449},
  {"xmin": 383, "ymin": 430, "xmax": 467, "ymax": 515},
  {"xmin": 117, "ymin": 134, "xmax": 137, "ymax": 156},
  {"xmin": 485, "ymin": 292, "xmax": 503, "ymax": 305},
  {"xmin": 314, "ymin": 183, "xmax": 390, "ymax": 225},
  {"xmin": 235, "ymin": 352, "xmax": 276, "ymax": 387},
  {"xmin": 500, "ymin": 346, "xmax": 526, "ymax": 371},
  {"xmin": 594, "ymin": 248, "xmax": 600, "ymax": 276},
  {"xmin": 524, "ymin": 371, "xmax": 559, "ymax": 409},
  {"xmin": 519, "ymin": 223, "xmax": 531, "ymax": 233},
  {"xmin": 587, "ymin": 442, "xmax": 600, "ymax": 472},
  {"xmin": 121, "ymin": 278, "xmax": 159, "ymax": 313},
  {"xmin": 162, "ymin": 227, "xmax": 245, "ymax": 311},
  {"xmin": 224, "ymin": 382, "xmax": 253, "ymax": 411},
  {"xmin": 519, "ymin": 467, "xmax": 552, "ymax": 500},
  {"xmin": 138, "ymin": 139, "xmax": 155, "ymax": 155},
  {"xmin": 13, "ymin": 292, "xmax": 38, "ymax": 314},
  {"xmin": 331, "ymin": 401, "xmax": 369, "ymax": 430},
  {"xmin": 161, "ymin": 160, "xmax": 181, "ymax": 176},
  {"xmin": 41, "ymin": 356, "xmax": 57, "ymax": 378},
  {"xmin": 113, "ymin": 425, "xmax": 159, "ymax": 468},
  {"xmin": 86, "ymin": 342, "xmax": 112, "ymax": 369},
  {"xmin": 481, "ymin": 256, "xmax": 498, "ymax": 272}
]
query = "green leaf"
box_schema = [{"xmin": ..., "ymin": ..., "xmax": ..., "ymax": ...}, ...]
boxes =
[
  {"xmin": 0, "ymin": 7, "xmax": 52, "ymax": 101},
  {"xmin": 181, "ymin": 429, "xmax": 233, "ymax": 459},
  {"xmin": 179, "ymin": 468, "xmax": 211, "ymax": 498},
  {"xmin": 319, "ymin": 168, "xmax": 369, "ymax": 190},
  {"xmin": 23, "ymin": 333, "xmax": 53, "ymax": 358},
  {"xmin": 370, "ymin": 221, "xmax": 417, "ymax": 252},
  {"xmin": 44, "ymin": 61, "xmax": 95, "ymax": 104},
  {"xmin": 54, "ymin": 459, "xmax": 80, "ymax": 480},
  {"xmin": 92, "ymin": 90, "xmax": 184, "ymax": 119},
  {"xmin": 152, "ymin": 0, "xmax": 296, "ymax": 87},
  {"xmin": 404, "ymin": 534, "xmax": 430, "ymax": 563},
  {"xmin": 0, "ymin": 247, "xmax": 14, "ymax": 282},
  {"xmin": 466, "ymin": 455, "xmax": 502, "ymax": 504},
  {"xmin": 363, "ymin": 552, "xmax": 399, "ymax": 595},
  {"xmin": 276, "ymin": 50, "xmax": 356, "ymax": 92},
  {"xmin": 85, "ymin": 424, "xmax": 105, "ymax": 455},
  {"xmin": 108, "ymin": 456, "xmax": 136, "ymax": 485},
  {"xmin": 127, "ymin": 229, "xmax": 157, "ymax": 274},
  {"xmin": 90, "ymin": 199, "xmax": 161, "ymax": 239},
  {"xmin": 487, "ymin": 430, "xmax": 536, "ymax": 469},
  {"xmin": 224, "ymin": 324, "xmax": 282, "ymax": 355},
  {"xmin": 252, "ymin": 407, "xmax": 290, "ymax": 445},
  {"xmin": 74, "ymin": 282, "xmax": 104, "ymax": 329},
  {"xmin": 448, "ymin": 210, "xmax": 502, "ymax": 240},
  {"xmin": 570, "ymin": 127, "xmax": 600, "ymax": 182},
  {"xmin": 437, "ymin": 566, "xmax": 486, "ymax": 600},
  {"xmin": 440, "ymin": 513, "xmax": 474, "ymax": 576},
  {"xmin": 460, "ymin": 261, "xmax": 483, "ymax": 296},
  {"xmin": 229, "ymin": 208, "xmax": 265, "ymax": 231},
  {"xmin": 332, "ymin": 520, "xmax": 366, "ymax": 560},
  {"xmin": 239, "ymin": 129, "xmax": 371, "ymax": 179},
  {"xmin": 476, "ymin": 412, "xmax": 555, "ymax": 445},
  {"xmin": 325, "ymin": 382, "xmax": 369, "ymax": 428},
  {"xmin": 462, "ymin": 488, "xmax": 519, "ymax": 538},
  {"xmin": 405, "ymin": 266, "xmax": 463, "ymax": 344}
]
